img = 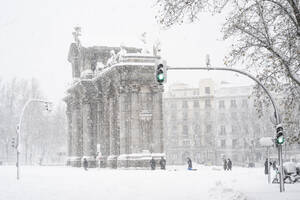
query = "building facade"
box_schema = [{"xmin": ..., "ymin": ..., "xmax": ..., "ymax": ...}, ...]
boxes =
[{"xmin": 163, "ymin": 79, "xmax": 274, "ymax": 166}]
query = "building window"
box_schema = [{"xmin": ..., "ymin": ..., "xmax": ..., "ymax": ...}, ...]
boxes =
[
  {"xmin": 219, "ymin": 100, "xmax": 225, "ymax": 109},
  {"xmin": 242, "ymin": 99, "xmax": 248, "ymax": 108},
  {"xmin": 232, "ymin": 139, "xmax": 238, "ymax": 148},
  {"xmin": 171, "ymin": 139, "xmax": 178, "ymax": 146},
  {"xmin": 193, "ymin": 123, "xmax": 200, "ymax": 135},
  {"xmin": 194, "ymin": 112, "xmax": 200, "ymax": 120},
  {"xmin": 231, "ymin": 112, "xmax": 237, "ymax": 119},
  {"xmin": 206, "ymin": 124, "xmax": 212, "ymax": 133},
  {"xmin": 220, "ymin": 125, "xmax": 226, "ymax": 135},
  {"xmin": 193, "ymin": 100, "xmax": 199, "ymax": 108},
  {"xmin": 205, "ymin": 99, "xmax": 211, "ymax": 108},
  {"xmin": 171, "ymin": 103, "xmax": 177, "ymax": 109},
  {"xmin": 183, "ymin": 125, "xmax": 188, "ymax": 137},
  {"xmin": 232, "ymin": 125, "xmax": 237, "ymax": 133},
  {"xmin": 230, "ymin": 100, "xmax": 237, "ymax": 108},
  {"xmin": 241, "ymin": 112, "xmax": 247, "ymax": 120},
  {"xmin": 171, "ymin": 111, "xmax": 177, "ymax": 120},
  {"xmin": 205, "ymin": 112, "xmax": 210, "ymax": 119},
  {"xmin": 183, "ymin": 112, "xmax": 188, "ymax": 120},
  {"xmin": 182, "ymin": 101, "xmax": 188, "ymax": 108},
  {"xmin": 219, "ymin": 113, "xmax": 225, "ymax": 121},
  {"xmin": 193, "ymin": 90, "xmax": 199, "ymax": 96},
  {"xmin": 205, "ymin": 87, "xmax": 211, "ymax": 94},
  {"xmin": 244, "ymin": 124, "xmax": 249, "ymax": 135},
  {"xmin": 221, "ymin": 140, "xmax": 226, "ymax": 148},
  {"xmin": 183, "ymin": 140, "xmax": 190, "ymax": 146},
  {"xmin": 194, "ymin": 137, "xmax": 201, "ymax": 146}
]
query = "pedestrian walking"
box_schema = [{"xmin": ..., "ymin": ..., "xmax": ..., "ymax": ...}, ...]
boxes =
[
  {"xmin": 150, "ymin": 157, "xmax": 156, "ymax": 170},
  {"xmin": 264, "ymin": 158, "xmax": 272, "ymax": 175},
  {"xmin": 187, "ymin": 157, "xmax": 192, "ymax": 170},
  {"xmin": 83, "ymin": 158, "xmax": 88, "ymax": 171},
  {"xmin": 227, "ymin": 159, "xmax": 232, "ymax": 171},
  {"xmin": 223, "ymin": 159, "xmax": 227, "ymax": 171},
  {"xmin": 272, "ymin": 161, "xmax": 277, "ymax": 171},
  {"xmin": 159, "ymin": 157, "xmax": 166, "ymax": 170}
]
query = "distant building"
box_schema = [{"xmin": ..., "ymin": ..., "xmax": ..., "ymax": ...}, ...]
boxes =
[{"xmin": 163, "ymin": 79, "xmax": 274, "ymax": 166}]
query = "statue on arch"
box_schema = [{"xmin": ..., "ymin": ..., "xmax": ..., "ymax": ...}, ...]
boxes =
[
  {"xmin": 117, "ymin": 44, "xmax": 127, "ymax": 62},
  {"xmin": 107, "ymin": 50, "xmax": 117, "ymax": 67},
  {"xmin": 140, "ymin": 32, "xmax": 150, "ymax": 54},
  {"xmin": 153, "ymin": 39, "xmax": 162, "ymax": 57},
  {"xmin": 68, "ymin": 27, "xmax": 82, "ymax": 79}
]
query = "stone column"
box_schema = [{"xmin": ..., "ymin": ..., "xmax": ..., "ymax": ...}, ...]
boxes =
[
  {"xmin": 66, "ymin": 103, "xmax": 72, "ymax": 166},
  {"xmin": 96, "ymin": 96, "xmax": 106, "ymax": 167},
  {"xmin": 90, "ymin": 99, "xmax": 98, "ymax": 164},
  {"xmin": 119, "ymin": 87, "xmax": 126, "ymax": 155},
  {"xmin": 130, "ymin": 84, "xmax": 140, "ymax": 153},
  {"xmin": 103, "ymin": 93, "xmax": 110, "ymax": 157},
  {"xmin": 82, "ymin": 97, "xmax": 97, "ymax": 167},
  {"xmin": 71, "ymin": 100, "xmax": 83, "ymax": 167},
  {"xmin": 107, "ymin": 86, "xmax": 120, "ymax": 168}
]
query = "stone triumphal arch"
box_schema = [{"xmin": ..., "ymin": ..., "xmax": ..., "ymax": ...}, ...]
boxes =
[{"xmin": 64, "ymin": 30, "xmax": 164, "ymax": 168}]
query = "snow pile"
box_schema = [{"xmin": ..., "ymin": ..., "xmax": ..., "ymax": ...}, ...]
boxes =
[{"xmin": 209, "ymin": 181, "xmax": 247, "ymax": 200}]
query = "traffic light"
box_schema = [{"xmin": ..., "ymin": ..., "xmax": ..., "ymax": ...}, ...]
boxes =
[
  {"xmin": 11, "ymin": 137, "xmax": 16, "ymax": 148},
  {"xmin": 276, "ymin": 124, "xmax": 284, "ymax": 145},
  {"xmin": 155, "ymin": 59, "xmax": 167, "ymax": 84}
]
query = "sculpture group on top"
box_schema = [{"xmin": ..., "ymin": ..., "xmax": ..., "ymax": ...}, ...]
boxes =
[{"xmin": 68, "ymin": 27, "xmax": 162, "ymax": 80}]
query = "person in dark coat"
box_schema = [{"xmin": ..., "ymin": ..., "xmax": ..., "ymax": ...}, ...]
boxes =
[
  {"xmin": 264, "ymin": 158, "xmax": 272, "ymax": 175},
  {"xmin": 187, "ymin": 157, "xmax": 192, "ymax": 170},
  {"xmin": 159, "ymin": 157, "xmax": 166, "ymax": 170},
  {"xmin": 150, "ymin": 157, "xmax": 156, "ymax": 170},
  {"xmin": 227, "ymin": 159, "xmax": 232, "ymax": 170},
  {"xmin": 223, "ymin": 159, "xmax": 227, "ymax": 171},
  {"xmin": 272, "ymin": 161, "xmax": 277, "ymax": 171},
  {"xmin": 83, "ymin": 158, "xmax": 88, "ymax": 171}
]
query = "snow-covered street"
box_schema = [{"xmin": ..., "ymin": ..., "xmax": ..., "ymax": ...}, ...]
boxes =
[{"xmin": 1, "ymin": 165, "xmax": 300, "ymax": 200}]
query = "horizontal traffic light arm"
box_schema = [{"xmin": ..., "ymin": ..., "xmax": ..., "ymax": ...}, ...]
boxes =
[{"xmin": 167, "ymin": 66, "xmax": 281, "ymax": 125}]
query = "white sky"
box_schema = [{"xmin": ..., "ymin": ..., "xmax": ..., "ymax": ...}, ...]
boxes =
[{"xmin": 0, "ymin": 0, "xmax": 252, "ymax": 103}]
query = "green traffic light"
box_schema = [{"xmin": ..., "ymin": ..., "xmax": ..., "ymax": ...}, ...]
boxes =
[
  {"xmin": 277, "ymin": 136, "xmax": 285, "ymax": 144},
  {"xmin": 157, "ymin": 73, "xmax": 164, "ymax": 81}
]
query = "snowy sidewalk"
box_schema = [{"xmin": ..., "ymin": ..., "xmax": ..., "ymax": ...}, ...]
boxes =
[{"xmin": 1, "ymin": 165, "xmax": 300, "ymax": 200}]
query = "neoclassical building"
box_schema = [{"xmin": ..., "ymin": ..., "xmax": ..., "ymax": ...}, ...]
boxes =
[
  {"xmin": 163, "ymin": 79, "xmax": 274, "ymax": 166},
  {"xmin": 64, "ymin": 36, "xmax": 164, "ymax": 168}
]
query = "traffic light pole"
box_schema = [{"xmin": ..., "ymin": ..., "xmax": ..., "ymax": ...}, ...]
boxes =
[
  {"xmin": 16, "ymin": 99, "xmax": 52, "ymax": 180},
  {"xmin": 167, "ymin": 66, "xmax": 284, "ymax": 192}
]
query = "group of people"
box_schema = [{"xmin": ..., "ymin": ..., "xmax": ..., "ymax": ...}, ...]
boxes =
[
  {"xmin": 223, "ymin": 158, "xmax": 232, "ymax": 171},
  {"xmin": 264, "ymin": 158, "xmax": 277, "ymax": 175},
  {"xmin": 150, "ymin": 157, "xmax": 166, "ymax": 170}
]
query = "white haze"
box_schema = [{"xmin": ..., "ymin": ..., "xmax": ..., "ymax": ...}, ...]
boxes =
[{"xmin": 0, "ymin": 0, "xmax": 252, "ymax": 103}]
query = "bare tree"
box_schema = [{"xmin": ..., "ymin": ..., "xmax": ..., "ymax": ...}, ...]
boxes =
[
  {"xmin": 156, "ymin": 0, "xmax": 299, "ymax": 85},
  {"xmin": 0, "ymin": 77, "xmax": 67, "ymax": 165},
  {"xmin": 155, "ymin": 0, "xmax": 300, "ymax": 142}
]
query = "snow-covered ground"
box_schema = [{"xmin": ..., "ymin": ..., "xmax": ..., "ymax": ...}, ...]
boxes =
[{"xmin": 1, "ymin": 165, "xmax": 300, "ymax": 200}]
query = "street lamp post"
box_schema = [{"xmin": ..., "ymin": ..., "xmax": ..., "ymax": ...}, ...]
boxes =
[
  {"xmin": 167, "ymin": 66, "xmax": 285, "ymax": 192},
  {"xmin": 16, "ymin": 99, "xmax": 52, "ymax": 180}
]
